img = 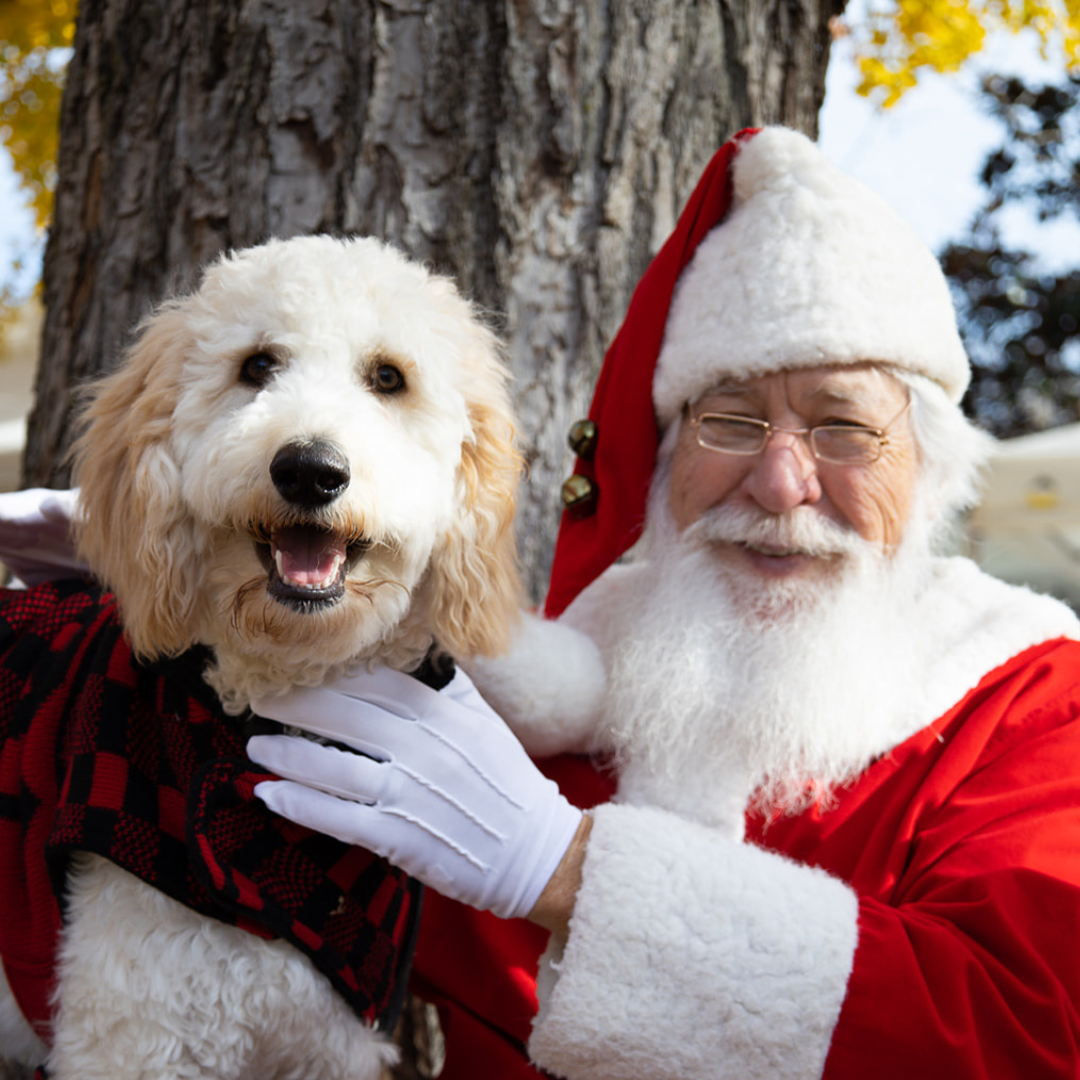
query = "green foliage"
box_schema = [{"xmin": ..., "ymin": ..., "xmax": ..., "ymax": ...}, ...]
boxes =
[{"xmin": 942, "ymin": 73, "xmax": 1080, "ymax": 435}]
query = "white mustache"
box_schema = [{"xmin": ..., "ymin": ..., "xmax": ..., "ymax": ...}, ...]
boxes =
[{"xmin": 686, "ymin": 506, "xmax": 866, "ymax": 558}]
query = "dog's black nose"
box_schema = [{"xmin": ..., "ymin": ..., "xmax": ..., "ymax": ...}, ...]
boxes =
[{"xmin": 270, "ymin": 440, "xmax": 350, "ymax": 507}]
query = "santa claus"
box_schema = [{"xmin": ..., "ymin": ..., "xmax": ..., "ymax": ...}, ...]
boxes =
[{"xmin": 33, "ymin": 126, "xmax": 1080, "ymax": 1079}]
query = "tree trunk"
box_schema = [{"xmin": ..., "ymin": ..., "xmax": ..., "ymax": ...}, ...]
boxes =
[{"xmin": 27, "ymin": 0, "xmax": 842, "ymax": 600}]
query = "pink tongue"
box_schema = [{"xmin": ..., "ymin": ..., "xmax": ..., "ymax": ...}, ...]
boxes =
[{"xmin": 271, "ymin": 527, "xmax": 347, "ymax": 586}]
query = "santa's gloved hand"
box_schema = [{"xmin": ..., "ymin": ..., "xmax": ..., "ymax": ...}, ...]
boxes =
[
  {"xmin": 248, "ymin": 667, "xmax": 583, "ymax": 920},
  {"xmin": 0, "ymin": 487, "xmax": 86, "ymax": 585}
]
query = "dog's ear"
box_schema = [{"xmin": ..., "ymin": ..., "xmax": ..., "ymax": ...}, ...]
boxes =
[
  {"xmin": 428, "ymin": 344, "xmax": 525, "ymax": 660},
  {"xmin": 72, "ymin": 303, "xmax": 202, "ymax": 660}
]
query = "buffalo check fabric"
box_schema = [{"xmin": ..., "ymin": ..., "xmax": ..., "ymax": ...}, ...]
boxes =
[{"xmin": 0, "ymin": 580, "xmax": 421, "ymax": 1043}]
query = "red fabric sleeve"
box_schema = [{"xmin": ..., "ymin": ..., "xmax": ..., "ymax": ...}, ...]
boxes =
[
  {"xmin": 411, "ymin": 753, "xmax": 616, "ymax": 1075},
  {"xmin": 419, "ymin": 641, "xmax": 1080, "ymax": 1077},
  {"xmin": 819, "ymin": 642, "xmax": 1080, "ymax": 1078}
]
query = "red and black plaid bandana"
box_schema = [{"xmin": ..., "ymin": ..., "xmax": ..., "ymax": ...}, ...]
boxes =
[{"xmin": 0, "ymin": 580, "xmax": 422, "ymax": 1045}]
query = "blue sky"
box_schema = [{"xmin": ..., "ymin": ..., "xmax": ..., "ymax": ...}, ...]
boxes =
[
  {"xmin": 0, "ymin": 149, "xmax": 39, "ymax": 300},
  {"xmin": 820, "ymin": 15, "xmax": 1080, "ymax": 270}
]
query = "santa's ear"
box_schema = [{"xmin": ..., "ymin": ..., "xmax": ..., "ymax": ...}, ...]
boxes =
[{"xmin": 72, "ymin": 304, "xmax": 202, "ymax": 659}]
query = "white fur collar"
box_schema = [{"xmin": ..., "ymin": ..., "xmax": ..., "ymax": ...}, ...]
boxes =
[{"xmin": 886, "ymin": 556, "xmax": 1079, "ymax": 746}]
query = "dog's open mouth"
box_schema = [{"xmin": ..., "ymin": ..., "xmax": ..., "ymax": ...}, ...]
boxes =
[{"xmin": 255, "ymin": 525, "xmax": 368, "ymax": 608}]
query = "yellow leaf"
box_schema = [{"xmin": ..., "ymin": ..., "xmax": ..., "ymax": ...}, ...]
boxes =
[
  {"xmin": 0, "ymin": 0, "xmax": 78, "ymax": 230},
  {"xmin": 853, "ymin": 0, "xmax": 1080, "ymax": 105}
]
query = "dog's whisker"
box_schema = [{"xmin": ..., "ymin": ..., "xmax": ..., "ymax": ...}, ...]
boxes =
[
  {"xmin": 345, "ymin": 577, "xmax": 410, "ymax": 603},
  {"xmin": 230, "ymin": 574, "xmax": 408, "ymax": 637}
]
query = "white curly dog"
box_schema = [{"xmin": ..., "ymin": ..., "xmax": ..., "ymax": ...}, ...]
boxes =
[{"xmin": 0, "ymin": 235, "xmax": 522, "ymax": 1079}]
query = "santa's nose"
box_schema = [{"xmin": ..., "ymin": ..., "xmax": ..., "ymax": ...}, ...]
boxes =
[{"xmin": 741, "ymin": 433, "xmax": 822, "ymax": 514}]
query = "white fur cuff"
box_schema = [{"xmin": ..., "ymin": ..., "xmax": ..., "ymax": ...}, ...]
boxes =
[{"xmin": 529, "ymin": 802, "xmax": 858, "ymax": 1080}]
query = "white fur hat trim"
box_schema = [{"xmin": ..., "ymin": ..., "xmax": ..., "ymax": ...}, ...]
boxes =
[{"xmin": 653, "ymin": 127, "xmax": 970, "ymax": 427}]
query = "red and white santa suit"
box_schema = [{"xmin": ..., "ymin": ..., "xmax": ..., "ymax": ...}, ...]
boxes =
[
  {"xmin": 412, "ymin": 127, "xmax": 1080, "ymax": 1080},
  {"xmin": 414, "ymin": 582, "xmax": 1080, "ymax": 1080},
  {"xmin": 508, "ymin": 565, "xmax": 1080, "ymax": 1080}
]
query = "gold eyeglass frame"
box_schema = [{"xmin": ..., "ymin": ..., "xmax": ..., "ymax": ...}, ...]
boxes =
[{"xmin": 688, "ymin": 397, "xmax": 912, "ymax": 466}]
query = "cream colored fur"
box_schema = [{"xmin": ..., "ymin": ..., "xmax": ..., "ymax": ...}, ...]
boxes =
[
  {"xmin": 73, "ymin": 235, "xmax": 521, "ymax": 709},
  {"xmin": 0, "ymin": 234, "xmax": 522, "ymax": 1079}
]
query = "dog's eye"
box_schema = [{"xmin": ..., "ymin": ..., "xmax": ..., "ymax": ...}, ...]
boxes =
[
  {"xmin": 240, "ymin": 352, "xmax": 279, "ymax": 388},
  {"xmin": 371, "ymin": 363, "xmax": 406, "ymax": 395}
]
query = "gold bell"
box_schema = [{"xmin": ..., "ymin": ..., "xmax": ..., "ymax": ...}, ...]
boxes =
[
  {"xmin": 561, "ymin": 473, "xmax": 597, "ymax": 516},
  {"xmin": 567, "ymin": 419, "xmax": 598, "ymax": 461}
]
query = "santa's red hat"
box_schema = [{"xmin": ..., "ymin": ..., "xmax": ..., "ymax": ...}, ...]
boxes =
[{"xmin": 544, "ymin": 126, "xmax": 969, "ymax": 618}]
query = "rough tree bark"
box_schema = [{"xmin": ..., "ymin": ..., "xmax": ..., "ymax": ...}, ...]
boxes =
[{"xmin": 27, "ymin": 0, "xmax": 842, "ymax": 599}]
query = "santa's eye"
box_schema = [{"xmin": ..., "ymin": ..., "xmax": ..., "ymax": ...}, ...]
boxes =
[
  {"xmin": 371, "ymin": 363, "xmax": 406, "ymax": 395},
  {"xmin": 239, "ymin": 351, "xmax": 279, "ymax": 388}
]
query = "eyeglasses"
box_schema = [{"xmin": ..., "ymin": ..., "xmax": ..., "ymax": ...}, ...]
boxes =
[{"xmin": 689, "ymin": 398, "xmax": 911, "ymax": 466}]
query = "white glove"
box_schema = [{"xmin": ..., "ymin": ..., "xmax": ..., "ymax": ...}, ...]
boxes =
[
  {"xmin": 248, "ymin": 667, "xmax": 583, "ymax": 920},
  {"xmin": 0, "ymin": 488, "xmax": 86, "ymax": 585}
]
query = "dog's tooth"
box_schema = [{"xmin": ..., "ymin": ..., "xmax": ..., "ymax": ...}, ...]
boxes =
[
  {"xmin": 270, "ymin": 539, "xmax": 346, "ymax": 591},
  {"xmin": 319, "ymin": 554, "xmax": 343, "ymax": 589}
]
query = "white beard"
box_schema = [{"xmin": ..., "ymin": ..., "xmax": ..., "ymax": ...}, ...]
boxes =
[{"xmin": 601, "ymin": 490, "xmax": 934, "ymax": 833}]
